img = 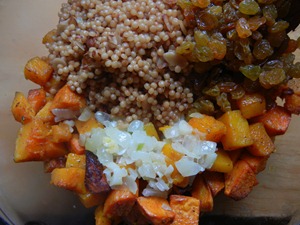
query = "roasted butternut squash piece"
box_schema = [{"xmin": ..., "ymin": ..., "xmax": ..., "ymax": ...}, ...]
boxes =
[
  {"xmin": 65, "ymin": 153, "xmax": 86, "ymax": 169},
  {"xmin": 79, "ymin": 192, "xmax": 107, "ymax": 208},
  {"xmin": 224, "ymin": 160, "xmax": 258, "ymax": 200},
  {"xmin": 188, "ymin": 115, "xmax": 227, "ymax": 142},
  {"xmin": 137, "ymin": 196, "xmax": 175, "ymax": 225},
  {"xmin": 24, "ymin": 57, "xmax": 53, "ymax": 86},
  {"xmin": 248, "ymin": 123, "xmax": 275, "ymax": 156},
  {"xmin": 237, "ymin": 93, "xmax": 266, "ymax": 119},
  {"xmin": 51, "ymin": 167, "xmax": 87, "ymax": 194},
  {"xmin": 75, "ymin": 116, "xmax": 103, "ymax": 135},
  {"xmin": 253, "ymin": 106, "xmax": 291, "ymax": 136},
  {"xmin": 14, "ymin": 119, "xmax": 67, "ymax": 162},
  {"xmin": 209, "ymin": 149, "xmax": 233, "ymax": 173},
  {"xmin": 202, "ymin": 171, "xmax": 225, "ymax": 197},
  {"xmin": 11, "ymin": 92, "xmax": 35, "ymax": 124},
  {"xmin": 103, "ymin": 187, "xmax": 137, "ymax": 218},
  {"xmin": 218, "ymin": 110, "xmax": 253, "ymax": 150},
  {"xmin": 35, "ymin": 100, "xmax": 55, "ymax": 123},
  {"xmin": 51, "ymin": 85, "xmax": 86, "ymax": 111},
  {"xmin": 162, "ymin": 143, "xmax": 189, "ymax": 188},
  {"xmin": 169, "ymin": 195, "xmax": 200, "ymax": 225},
  {"xmin": 27, "ymin": 88, "xmax": 47, "ymax": 113},
  {"xmin": 191, "ymin": 174, "xmax": 213, "ymax": 212},
  {"xmin": 52, "ymin": 122, "xmax": 72, "ymax": 143}
]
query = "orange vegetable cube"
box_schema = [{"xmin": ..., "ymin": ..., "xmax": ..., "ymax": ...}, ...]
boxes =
[
  {"xmin": 169, "ymin": 195, "xmax": 200, "ymax": 225},
  {"xmin": 218, "ymin": 110, "xmax": 253, "ymax": 150},
  {"xmin": 95, "ymin": 205, "xmax": 112, "ymax": 225},
  {"xmin": 144, "ymin": 122, "xmax": 160, "ymax": 140},
  {"xmin": 65, "ymin": 153, "xmax": 86, "ymax": 169},
  {"xmin": 209, "ymin": 149, "xmax": 233, "ymax": 173},
  {"xmin": 51, "ymin": 85, "xmax": 86, "ymax": 111},
  {"xmin": 51, "ymin": 167, "xmax": 87, "ymax": 194},
  {"xmin": 11, "ymin": 92, "xmax": 35, "ymax": 124},
  {"xmin": 137, "ymin": 196, "xmax": 175, "ymax": 225},
  {"xmin": 24, "ymin": 57, "xmax": 53, "ymax": 86},
  {"xmin": 103, "ymin": 187, "xmax": 137, "ymax": 218},
  {"xmin": 237, "ymin": 93, "xmax": 266, "ymax": 119},
  {"xmin": 191, "ymin": 174, "xmax": 213, "ymax": 212},
  {"xmin": 253, "ymin": 106, "xmax": 291, "ymax": 136},
  {"xmin": 79, "ymin": 192, "xmax": 107, "ymax": 208},
  {"xmin": 188, "ymin": 115, "xmax": 227, "ymax": 142},
  {"xmin": 14, "ymin": 119, "xmax": 67, "ymax": 162},
  {"xmin": 44, "ymin": 157, "xmax": 66, "ymax": 173},
  {"xmin": 162, "ymin": 143, "xmax": 189, "ymax": 188},
  {"xmin": 52, "ymin": 122, "xmax": 72, "ymax": 143},
  {"xmin": 240, "ymin": 152, "xmax": 268, "ymax": 174},
  {"xmin": 27, "ymin": 88, "xmax": 47, "ymax": 113},
  {"xmin": 35, "ymin": 100, "xmax": 55, "ymax": 123},
  {"xmin": 248, "ymin": 123, "xmax": 275, "ymax": 156},
  {"xmin": 224, "ymin": 160, "xmax": 258, "ymax": 200},
  {"xmin": 68, "ymin": 134, "xmax": 85, "ymax": 155},
  {"xmin": 75, "ymin": 116, "xmax": 103, "ymax": 135},
  {"xmin": 202, "ymin": 171, "xmax": 225, "ymax": 197}
]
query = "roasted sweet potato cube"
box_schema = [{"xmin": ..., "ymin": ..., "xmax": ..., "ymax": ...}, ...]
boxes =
[
  {"xmin": 68, "ymin": 134, "xmax": 85, "ymax": 155},
  {"xmin": 188, "ymin": 115, "xmax": 227, "ymax": 142},
  {"xmin": 209, "ymin": 149, "xmax": 233, "ymax": 173},
  {"xmin": 79, "ymin": 192, "xmax": 107, "ymax": 208},
  {"xmin": 237, "ymin": 93, "xmax": 266, "ymax": 119},
  {"xmin": 103, "ymin": 187, "xmax": 137, "ymax": 218},
  {"xmin": 65, "ymin": 153, "xmax": 86, "ymax": 169},
  {"xmin": 125, "ymin": 203, "xmax": 150, "ymax": 225},
  {"xmin": 248, "ymin": 123, "xmax": 275, "ymax": 156},
  {"xmin": 75, "ymin": 116, "xmax": 103, "ymax": 135},
  {"xmin": 284, "ymin": 94, "xmax": 300, "ymax": 115},
  {"xmin": 52, "ymin": 123, "xmax": 72, "ymax": 143},
  {"xmin": 224, "ymin": 160, "xmax": 258, "ymax": 200},
  {"xmin": 27, "ymin": 88, "xmax": 47, "ymax": 113},
  {"xmin": 51, "ymin": 85, "xmax": 86, "ymax": 111},
  {"xmin": 14, "ymin": 119, "xmax": 67, "ymax": 162},
  {"xmin": 51, "ymin": 167, "xmax": 87, "ymax": 194},
  {"xmin": 218, "ymin": 110, "xmax": 253, "ymax": 150},
  {"xmin": 169, "ymin": 195, "xmax": 200, "ymax": 225},
  {"xmin": 202, "ymin": 171, "xmax": 225, "ymax": 197},
  {"xmin": 253, "ymin": 106, "xmax": 291, "ymax": 136},
  {"xmin": 191, "ymin": 174, "xmax": 213, "ymax": 212},
  {"xmin": 227, "ymin": 149, "xmax": 243, "ymax": 165},
  {"xmin": 137, "ymin": 196, "xmax": 175, "ymax": 225},
  {"xmin": 11, "ymin": 92, "xmax": 35, "ymax": 124},
  {"xmin": 240, "ymin": 152, "xmax": 268, "ymax": 174},
  {"xmin": 24, "ymin": 57, "xmax": 53, "ymax": 86}
]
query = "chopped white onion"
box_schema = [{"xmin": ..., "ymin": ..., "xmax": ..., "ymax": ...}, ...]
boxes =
[
  {"xmin": 52, "ymin": 108, "xmax": 80, "ymax": 122},
  {"xmin": 175, "ymin": 156, "xmax": 204, "ymax": 177},
  {"xmin": 95, "ymin": 111, "xmax": 111, "ymax": 125},
  {"xmin": 78, "ymin": 107, "xmax": 92, "ymax": 121}
]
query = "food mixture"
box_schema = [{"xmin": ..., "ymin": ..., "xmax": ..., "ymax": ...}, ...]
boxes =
[{"xmin": 11, "ymin": 0, "xmax": 300, "ymax": 224}]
